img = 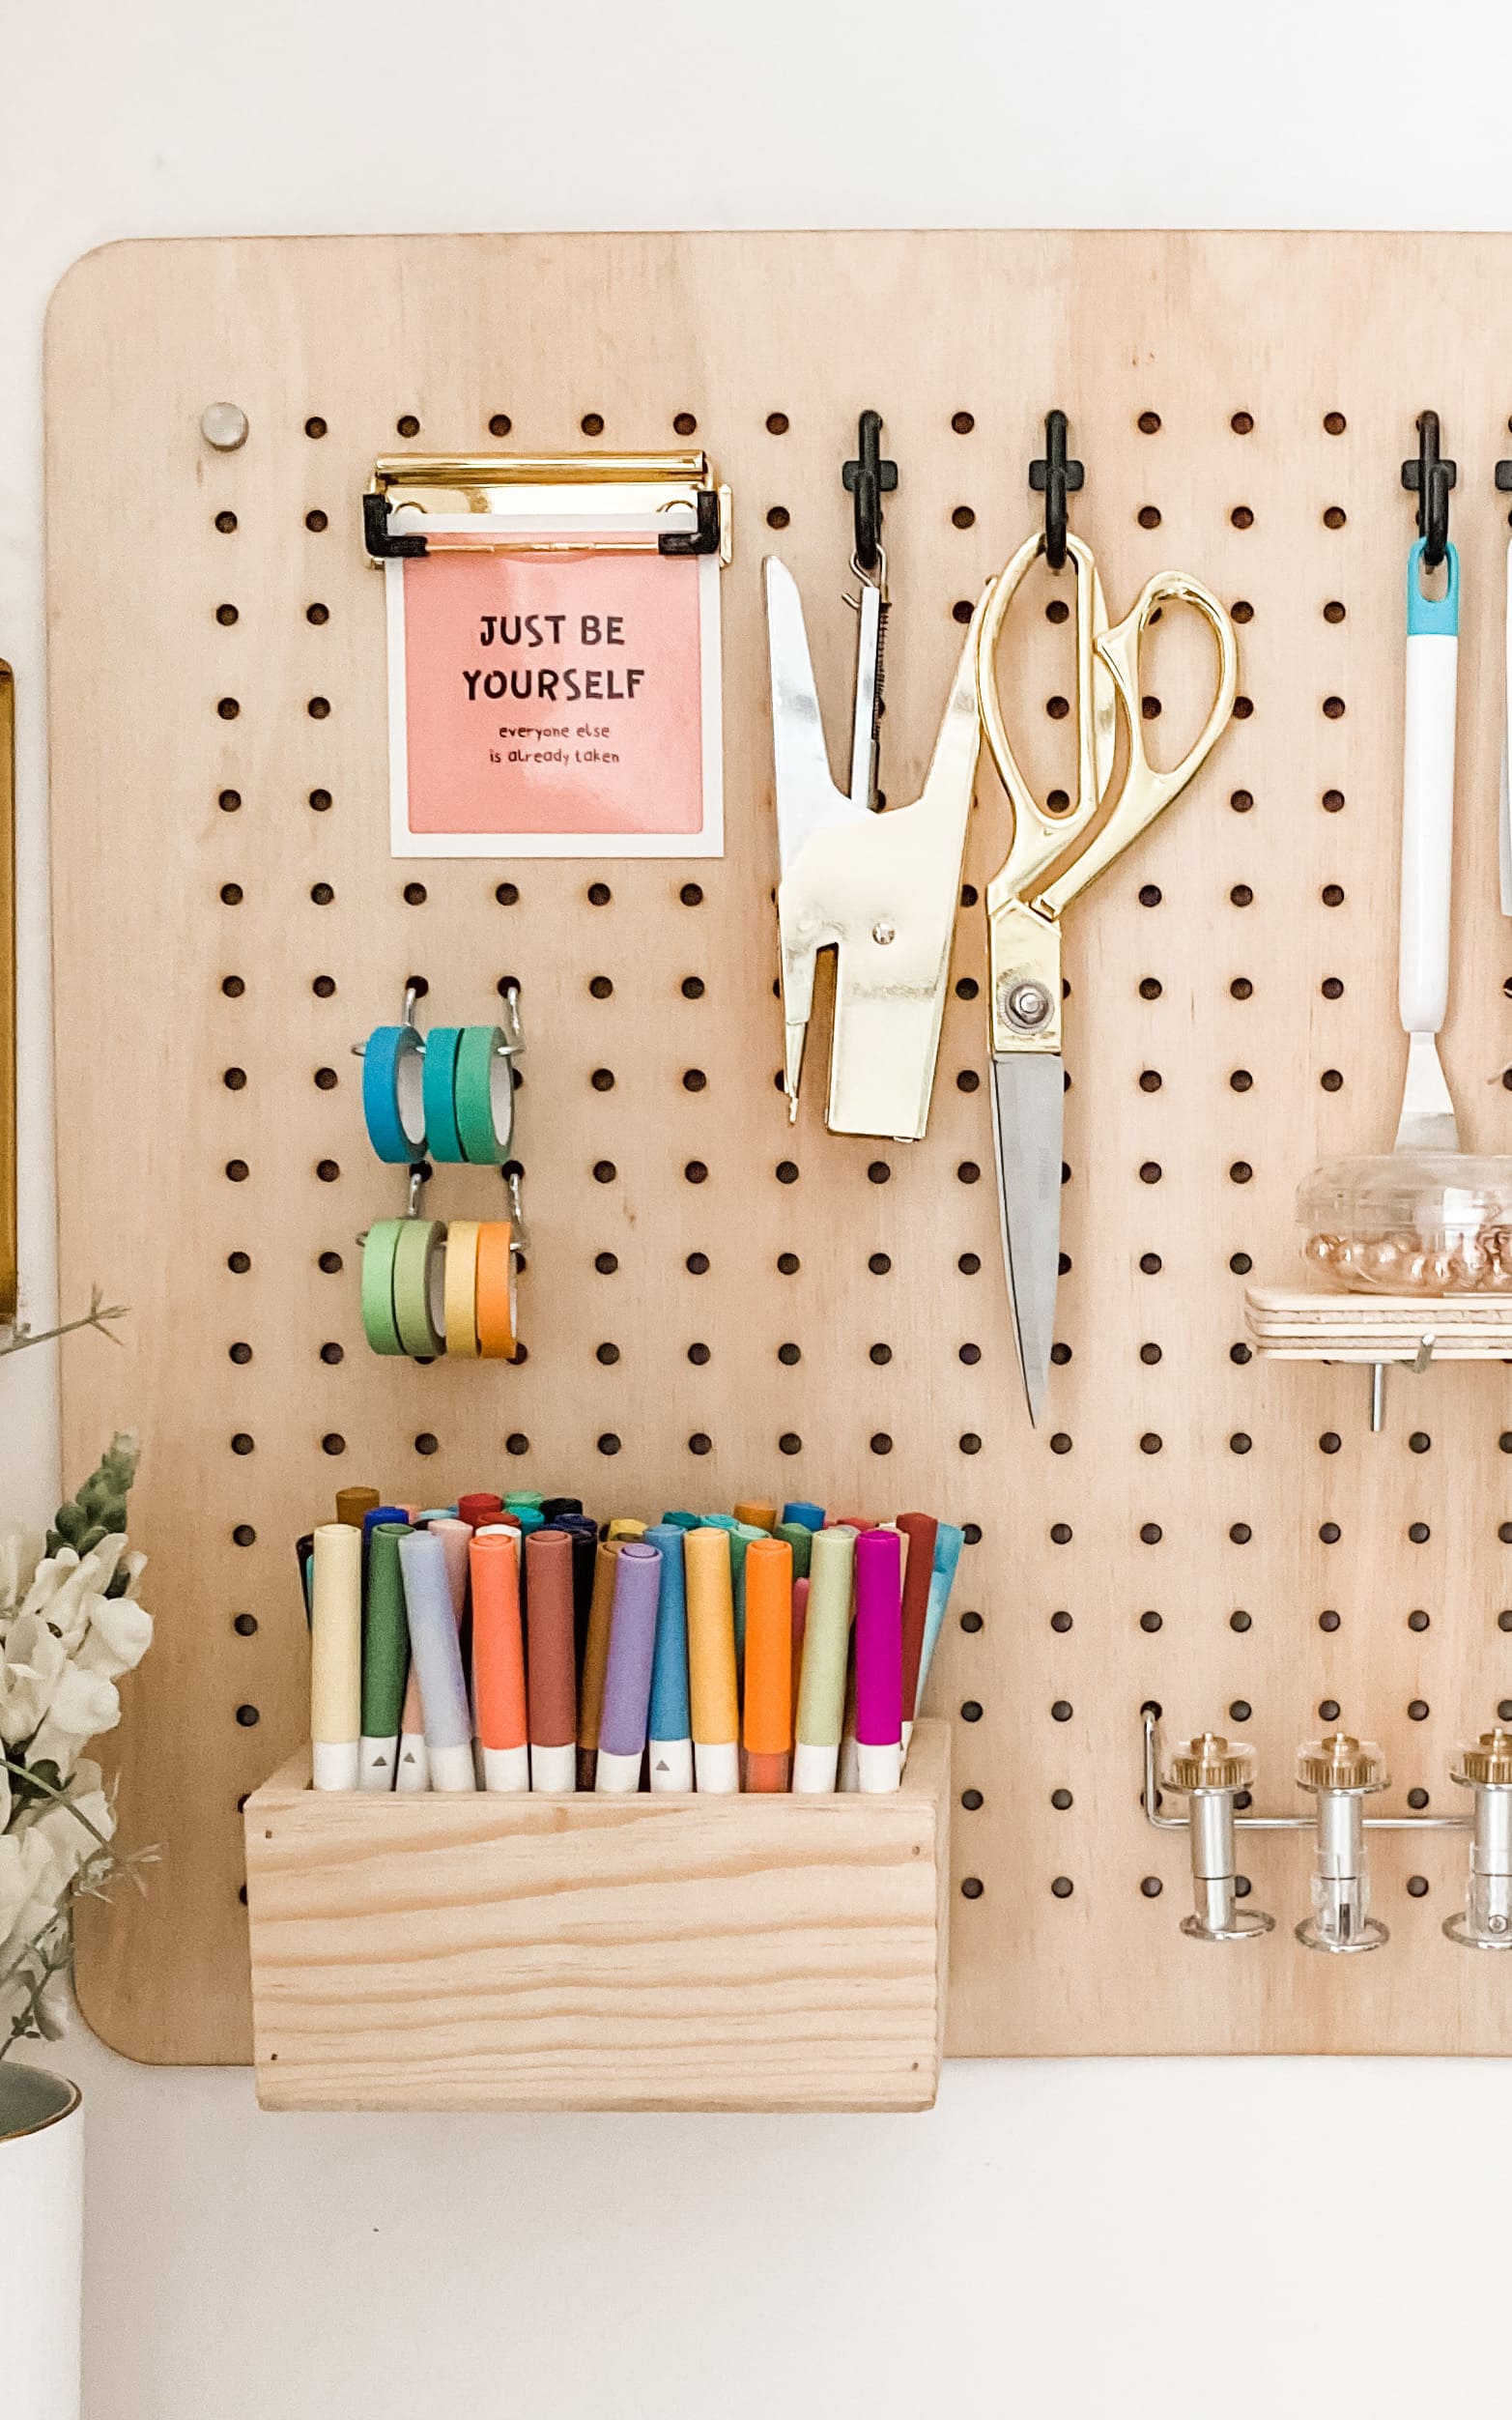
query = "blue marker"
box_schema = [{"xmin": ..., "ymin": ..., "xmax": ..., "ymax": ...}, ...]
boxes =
[
  {"xmin": 914, "ymin": 1524, "xmax": 965, "ymax": 1716},
  {"xmin": 781, "ymin": 1500, "xmax": 825, "ymax": 1532},
  {"xmin": 643, "ymin": 1525, "xmax": 693, "ymax": 1791}
]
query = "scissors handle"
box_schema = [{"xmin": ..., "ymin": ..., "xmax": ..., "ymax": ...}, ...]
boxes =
[
  {"xmin": 1041, "ymin": 568, "xmax": 1238, "ymax": 919},
  {"xmin": 976, "ymin": 531, "xmax": 1112, "ymax": 915}
]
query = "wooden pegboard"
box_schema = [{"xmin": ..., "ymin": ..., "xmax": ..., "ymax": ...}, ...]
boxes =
[{"xmin": 45, "ymin": 229, "xmax": 1512, "ymax": 2066}]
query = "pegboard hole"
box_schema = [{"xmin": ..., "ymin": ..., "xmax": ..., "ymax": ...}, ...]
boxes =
[
  {"xmin": 1408, "ymin": 1609, "xmax": 1430, "ymax": 1631},
  {"xmin": 778, "ymin": 1252, "xmax": 800, "ymax": 1274},
  {"xmin": 221, "ymin": 976, "xmax": 244, "ymax": 999},
  {"xmin": 1230, "ymin": 505, "xmax": 1254, "ymax": 529},
  {"xmin": 1325, "ymin": 410, "xmax": 1347, "ymax": 434},
  {"xmin": 308, "ymin": 788, "xmax": 332, "ymax": 812},
  {"xmin": 1137, "ymin": 410, "xmax": 1161, "ymax": 434},
  {"xmin": 307, "ymin": 696, "xmax": 330, "ymax": 720},
  {"xmin": 1324, "ymin": 599, "xmax": 1346, "ymax": 624},
  {"xmin": 956, "ymin": 1252, "xmax": 979, "ymax": 1275},
  {"xmin": 305, "ymin": 509, "xmax": 328, "ymax": 533},
  {"xmin": 1140, "ymin": 1253, "xmax": 1162, "ymax": 1274},
  {"xmin": 215, "ymin": 602, "xmax": 239, "ymax": 627},
  {"xmin": 1137, "ymin": 505, "xmax": 1161, "ymax": 530},
  {"xmin": 303, "ymin": 417, "xmax": 327, "ymax": 439},
  {"xmin": 766, "ymin": 505, "xmax": 790, "ymax": 530},
  {"xmin": 952, "ymin": 505, "xmax": 976, "ymax": 530},
  {"xmin": 689, "ymin": 1433, "xmax": 712, "ymax": 1456},
  {"xmin": 1140, "ymin": 1610, "xmax": 1162, "ymax": 1632},
  {"xmin": 766, "ymin": 412, "xmax": 790, "ymax": 434},
  {"xmin": 673, "ymin": 412, "xmax": 698, "ymax": 436},
  {"xmin": 403, "ymin": 882, "xmax": 427, "ymax": 906},
  {"xmin": 1324, "ymin": 504, "xmax": 1347, "ymax": 530},
  {"xmin": 951, "ymin": 410, "xmax": 975, "ymax": 433},
  {"xmin": 1323, "ymin": 789, "xmax": 1346, "ymax": 813},
  {"xmin": 680, "ymin": 975, "xmax": 704, "ymax": 999},
  {"xmin": 1320, "ymin": 1609, "xmax": 1341, "ymax": 1631},
  {"xmin": 1050, "ymin": 1878, "xmax": 1074, "ymax": 1899},
  {"xmin": 1139, "ymin": 1340, "xmax": 1162, "ymax": 1365},
  {"xmin": 778, "ymin": 1341, "xmax": 801, "ymax": 1366},
  {"xmin": 581, "ymin": 413, "xmax": 605, "ymax": 436},
  {"xmin": 214, "ymin": 510, "xmax": 238, "ymax": 533},
  {"xmin": 1230, "ymin": 1609, "xmax": 1251, "ymax": 1631},
  {"xmin": 233, "ymin": 1614, "xmax": 257, "ymax": 1636},
  {"xmin": 489, "ymin": 415, "xmax": 513, "ymax": 437},
  {"xmin": 1230, "ymin": 977, "xmax": 1253, "ymax": 999},
  {"xmin": 960, "ymin": 1877, "xmax": 984, "ymax": 1900},
  {"xmin": 317, "ymin": 1251, "xmax": 342, "ymax": 1275},
  {"xmin": 216, "ymin": 697, "xmax": 240, "ymax": 721}
]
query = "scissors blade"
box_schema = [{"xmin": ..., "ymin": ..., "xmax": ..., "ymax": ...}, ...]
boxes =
[
  {"xmin": 765, "ymin": 557, "xmax": 857, "ymax": 867},
  {"xmin": 990, "ymin": 1052, "xmax": 1065, "ymax": 1427}
]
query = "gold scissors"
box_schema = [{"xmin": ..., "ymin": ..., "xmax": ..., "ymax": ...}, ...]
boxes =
[{"xmin": 975, "ymin": 530, "xmax": 1238, "ymax": 1424}]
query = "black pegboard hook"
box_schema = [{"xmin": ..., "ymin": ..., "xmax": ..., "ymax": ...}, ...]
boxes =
[
  {"xmin": 1401, "ymin": 411, "xmax": 1456, "ymax": 571},
  {"xmin": 1029, "ymin": 411, "xmax": 1084, "ymax": 574},
  {"xmin": 842, "ymin": 411, "xmax": 897, "ymax": 575}
]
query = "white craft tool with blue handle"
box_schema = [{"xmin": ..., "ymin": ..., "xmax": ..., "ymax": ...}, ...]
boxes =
[{"xmin": 1396, "ymin": 537, "xmax": 1461, "ymax": 1151}]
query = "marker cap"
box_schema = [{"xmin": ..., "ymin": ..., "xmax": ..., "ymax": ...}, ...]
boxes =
[
  {"xmin": 594, "ymin": 1746, "xmax": 645, "ymax": 1794},
  {"xmin": 358, "ymin": 1737, "xmax": 398, "ymax": 1792},
  {"xmin": 481, "ymin": 1743, "xmax": 529, "ymax": 1793},
  {"xmin": 695, "ymin": 1740, "xmax": 740, "ymax": 1795},
  {"xmin": 529, "ymin": 1742, "xmax": 576, "ymax": 1793},
  {"xmin": 428, "ymin": 1742, "xmax": 478, "ymax": 1793},
  {"xmin": 313, "ymin": 1740, "xmax": 359, "ymax": 1791},
  {"xmin": 792, "ymin": 1740, "xmax": 840, "ymax": 1795},
  {"xmin": 648, "ymin": 1737, "xmax": 695, "ymax": 1793},
  {"xmin": 395, "ymin": 1734, "xmax": 430, "ymax": 1793},
  {"xmin": 857, "ymin": 1739, "xmax": 903, "ymax": 1794}
]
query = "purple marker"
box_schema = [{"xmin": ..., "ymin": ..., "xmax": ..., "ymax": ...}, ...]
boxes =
[
  {"xmin": 854, "ymin": 1526, "xmax": 903, "ymax": 1794},
  {"xmin": 595, "ymin": 1541, "xmax": 663, "ymax": 1794}
]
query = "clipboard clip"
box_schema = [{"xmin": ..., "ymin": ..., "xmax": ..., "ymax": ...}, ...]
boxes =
[{"xmin": 362, "ymin": 451, "xmax": 732, "ymax": 563}]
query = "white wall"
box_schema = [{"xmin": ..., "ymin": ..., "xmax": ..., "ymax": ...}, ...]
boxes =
[{"xmin": 6, "ymin": 3, "xmax": 1509, "ymax": 2412}]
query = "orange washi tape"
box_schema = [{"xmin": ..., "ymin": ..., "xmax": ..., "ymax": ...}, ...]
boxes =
[{"xmin": 474, "ymin": 1220, "xmax": 520, "ymax": 1360}]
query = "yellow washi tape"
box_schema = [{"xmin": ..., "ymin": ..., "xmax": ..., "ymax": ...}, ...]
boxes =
[{"xmin": 443, "ymin": 1219, "xmax": 482, "ymax": 1358}]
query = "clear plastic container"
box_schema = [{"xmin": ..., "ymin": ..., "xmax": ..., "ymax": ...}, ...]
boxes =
[{"xmin": 1298, "ymin": 1155, "xmax": 1512, "ymax": 1293}]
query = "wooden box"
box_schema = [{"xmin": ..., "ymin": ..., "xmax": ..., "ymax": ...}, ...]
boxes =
[{"xmin": 242, "ymin": 1719, "xmax": 950, "ymax": 2113}]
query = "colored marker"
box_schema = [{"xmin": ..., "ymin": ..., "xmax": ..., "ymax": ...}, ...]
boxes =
[
  {"xmin": 360, "ymin": 1504, "xmax": 409, "ymax": 1561},
  {"xmin": 728, "ymin": 1521, "xmax": 766, "ymax": 1667},
  {"xmin": 607, "ymin": 1517, "xmax": 646, "ymax": 1541},
  {"xmin": 540, "ymin": 1497, "xmax": 583, "ymax": 1521},
  {"xmin": 526, "ymin": 1526, "xmax": 577, "ymax": 1791},
  {"xmin": 508, "ymin": 1505, "xmax": 545, "ymax": 1535},
  {"xmin": 644, "ymin": 1525, "xmax": 693, "ymax": 1792},
  {"xmin": 658, "ymin": 1510, "xmax": 700, "ymax": 1531},
  {"xmin": 733, "ymin": 1500, "xmax": 777, "ymax": 1533},
  {"xmin": 471, "ymin": 1531, "xmax": 528, "ymax": 1791},
  {"xmin": 790, "ymin": 1573, "xmax": 810, "ymax": 1708},
  {"xmin": 596, "ymin": 1542, "xmax": 662, "ymax": 1791},
  {"xmin": 310, "ymin": 1522, "xmax": 362, "ymax": 1790},
  {"xmin": 684, "ymin": 1524, "xmax": 740, "ymax": 1793},
  {"xmin": 782, "ymin": 1501, "xmax": 825, "ymax": 1532},
  {"xmin": 545, "ymin": 1518, "xmax": 599, "ymax": 1683},
  {"xmin": 794, "ymin": 1525, "xmax": 855, "ymax": 1793},
  {"xmin": 395, "ymin": 1661, "xmax": 430, "ymax": 1792},
  {"xmin": 742, "ymin": 1537, "xmax": 793, "ymax": 1791},
  {"xmin": 335, "ymin": 1485, "xmax": 380, "ymax": 1529},
  {"xmin": 774, "ymin": 1519, "xmax": 813, "ymax": 1581},
  {"xmin": 397, "ymin": 1530, "xmax": 475, "ymax": 1792},
  {"xmin": 577, "ymin": 1540, "xmax": 621, "ymax": 1789},
  {"xmin": 855, "ymin": 1525, "xmax": 903, "ymax": 1793},
  {"xmin": 897, "ymin": 1512, "xmax": 938, "ymax": 1752},
  {"xmin": 360, "ymin": 1521, "xmax": 412, "ymax": 1790},
  {"xmin": 296, "ymin": 1534, "xmax": 314, "ymax": 1628},
  {"xmin": 426, "ymin": 1516, "xmax": 472, "ymax": 1625},
  {"xmin": 457, "ymin": 1490, "xmax": 504, "ymax": 1530},
  {"xmin": 504, "ymin": 1491, "xmax": 546, "ymax": 1515},
  {"xmin": 915, "ymin": 1523, "xmax": 965, "ymax": 1714}
]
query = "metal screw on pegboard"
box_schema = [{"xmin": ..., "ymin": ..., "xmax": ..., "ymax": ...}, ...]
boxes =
[
  {"xmin": 1160, "ymin": 1733, "xmax": 1273, "ymax": 1943},
  {"xmin": 1295, "ymin": 1735, "xmax": 1389, "ymax": 1954},
  {"xmin": 1444, "ymin": 1730, "xmax": 1512, "ymax": 1950},
  {"xmin": 200, "ymin": 402, "xmax": 249, "ymax": 452}
]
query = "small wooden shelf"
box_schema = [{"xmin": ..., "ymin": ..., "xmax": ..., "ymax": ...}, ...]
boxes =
[
  {"xmin": 243, "ymin": 1719, "xmax": 951, "ymax": 2115},
  {"xmin": 1246, "ymin": 1285, "xmax": 1512, "ymax": 1361}
]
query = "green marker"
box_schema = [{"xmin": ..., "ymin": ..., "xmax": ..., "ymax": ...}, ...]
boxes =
[
  {"xmin": 775, "ymin": 1519, "xmax": 813, "ymax": 1582},
  {"xmin": 359, "ymin": 1522, "xmax": 412, "ymax": 1791},
  {"xmin": 794, "ymin": 1525, "xmax": 856, "ymax": 1793}
]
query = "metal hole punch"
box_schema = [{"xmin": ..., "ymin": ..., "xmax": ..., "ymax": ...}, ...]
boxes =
[
  {"xmin": 1444, "ymin": 1730, "xmax": 1512, "ymax": 1949},
  {"xmin": 1295, "ymin": 1735, "xmax": 1389, "ymax": 1954}
]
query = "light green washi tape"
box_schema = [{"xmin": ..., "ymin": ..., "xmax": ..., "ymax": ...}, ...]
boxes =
[
  {"xmin": 360, "ymin": 1221, "xmax": 406, "ymax": 1356},
  {"xmin": 453, "ymin": 1025, "xmax": 513, "ymax": 1165},
  {"xmin": 392, "ymin": 1218, "xmax": 445, "ymax": 1356}
]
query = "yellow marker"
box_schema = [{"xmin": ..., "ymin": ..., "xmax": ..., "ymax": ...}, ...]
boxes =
[
  {"xmin": 310, "ymin": 1522, "xmax": 362, "ymax": 1790},
  {"xmin": 684, "ymin": 1524, "xmax": 740, "ymax": 1793},
  {"xmin": 577, "ymin": 1540, "xmax": 620, "ymax": 1789},
  {"xmin": 733, "ymin": 1500, "xmax": 778, "ymax": 1533},
  {"xmin": 606, "ymin": 1517, "xmax": 646, "ymax": 1541}
]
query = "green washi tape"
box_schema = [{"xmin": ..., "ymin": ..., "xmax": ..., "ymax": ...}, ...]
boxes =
[
  {"xmin": 360, "ymin": 1221, "xmax": 406, "ymax": 1356},
  {"xmin": 392, "ymin": 1218, "xmax": 445, "ymax": 1356},
  {"xmin": 454, "ymin": 1025, "xmax": 513, "ymax": 1165},
  {"xmin": 421, "ymin": 1027, "xmax": 466, "ymax": 1163}
]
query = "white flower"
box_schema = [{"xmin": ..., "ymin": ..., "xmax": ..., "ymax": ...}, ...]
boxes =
[
  {"xmin": 75, "ymin": 1589, "xmax": 153, "ymax": 1680},
  {"xmin": 0, "ymin": 1613, "xmax": 69, "ymax": 1745},
  {"xmin": 0, "ymin": 1525, "xmax": 43, "ymax": 1619},
  {"xmin": 28, "ymin": 1666, "xmax": 121, "ymax": 1772}
]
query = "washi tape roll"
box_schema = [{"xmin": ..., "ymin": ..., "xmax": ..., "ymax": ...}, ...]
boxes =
[
  {"xmin": 359, "ymin": 1220, "xmax": 407, "ymax": 1355},
  {"xmin": 453, "ymin": 1025, "xmax": 515, "ymax": 1165},
  {"xmin": 443, "ymin": 1219, "xmax": 482, "ymax": 1358},
  {"xmin": 361, "ymin": 1024, "xmax": 427, "ymax": 1164},
  {"xmin": 474, "ymin": 1220, "xmax": 519, "ymax": 1360},
  {"xmin": 420, "ymin": 1025, "xmax": 466, "ymax": 1162},
  {"xmin": 392, "ymin": 1218, "xmax": 446, "ymax": 1356}
]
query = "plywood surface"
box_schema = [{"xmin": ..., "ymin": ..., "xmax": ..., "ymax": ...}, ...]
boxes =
[
  {"xmin": 243, "ymin": 1719, "xmax": 949, "ymax": 2112},
  {"xmin": 46, "ymin": 230, "xmax": 1512, "ymax": 2065}
]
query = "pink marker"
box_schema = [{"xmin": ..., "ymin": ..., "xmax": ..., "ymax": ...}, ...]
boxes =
[{"xmin": 854, "ymin": 1526, "xmax": 903, "ymax": 1794}]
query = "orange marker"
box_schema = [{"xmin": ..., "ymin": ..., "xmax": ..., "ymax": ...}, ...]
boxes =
[
  {"xmin": 742, "ymin": 1537, "xmax": 793, "ymax": 1791},
  {"xmin": 470, "ymin": 1532, "xmax": 528, "ymax": 1791},
  {"xmin": 577, "ymin": 1539, "xmax": 620, "ymax": 1789}
]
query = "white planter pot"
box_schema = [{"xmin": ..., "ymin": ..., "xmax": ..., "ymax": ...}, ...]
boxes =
[{"xmin": 0, "ymin": 2063, "xmax": 83, "ymax": 2420}]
